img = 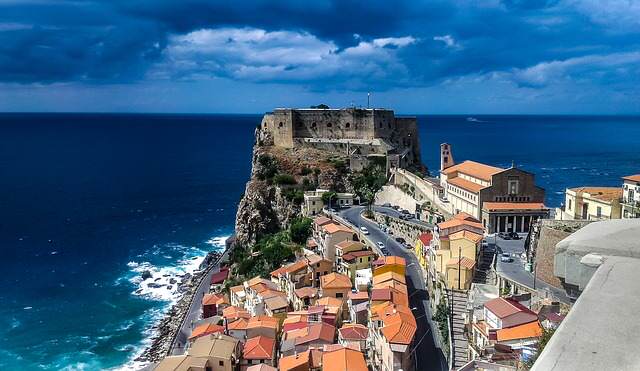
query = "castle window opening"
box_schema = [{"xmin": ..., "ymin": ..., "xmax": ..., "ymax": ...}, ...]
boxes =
[
  {"xmin": 345, "ymin": 122, "xmax": 350, "ymax": 128},
  {"xmin": 312, "ymin": 122, "xmax": 317, "ymax": 128},
  {"xmin": 278, "ymin": 122, "xmax": 283, "ymax": 128},
  {"xmin": 327, "ymin": 122, "xmax": 332, "ymax": 128}
]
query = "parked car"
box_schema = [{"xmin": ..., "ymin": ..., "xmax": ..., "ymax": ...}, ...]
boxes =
[
  {"xmin": 508, "ymin": 232, "xmax": 521, "ymax": 240},
  {"xmin": 395, "ymin": 237, "xmax": 406, "ymax": 244},
  {"xmin": 392, "ymin": 205, "xmax": 400, "ymax": 210},
  {"xmin": 405, "ymin": 243, "xmax": 413, "ymax": 249},
  {"xmin": 500, "ymin": 253, "xmax": 513, "ymax": 262},
  {"xmin": 381, "ymin": 247, "xmax": 389, "ymax": 255},
  {"xmin": 376, "ymin": 241, "xmax": 385, "ymax": 249},
  {"xmin": 360, "ymin": 226, "xmax": 369, "ymax": 235},
  {"xmin": 382, "ymin": 203, "xmax": 392, "ymax": 208},
  {"xmin": 498, "ymin": 232, "xmax": 511, "ymax": 240}
]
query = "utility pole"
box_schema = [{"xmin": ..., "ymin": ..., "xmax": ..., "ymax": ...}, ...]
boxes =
[
  {"xmin": 458, "ymin": 245, "xmax": 462, "ymax": 291},
  {"xmin": 367, "ymin": 92, "xmax": 371, "ymax": 109}
]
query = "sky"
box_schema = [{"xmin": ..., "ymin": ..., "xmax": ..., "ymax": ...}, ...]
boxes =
[{"xmin": 0, "ymin": 0, "xmax": 639, "ymax": 114}]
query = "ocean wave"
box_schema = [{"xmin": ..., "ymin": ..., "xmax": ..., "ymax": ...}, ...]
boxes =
[{"xmin": 205, "ymin": 235, "xmax": 229, "ymax": 249}]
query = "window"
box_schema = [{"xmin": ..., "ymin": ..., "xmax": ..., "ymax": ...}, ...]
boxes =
[
  {"xmin": 278, "ymin": 122, "xmax": 283, "ymax": 127},
  {"xmin": 336, "ymin": 292, "xmax": 344, "ymax": 298},
  {"xmin": 327, "ymin": 122, "xmax": 332, "ymax": 128},
  {"xmin": 568, "ymin": 199, "xmax": 572, "ymax": 210},
  {"xmin": 508, "ymin": 179, "xmax": 519, "ymax": 195},
  {"xmin": 597, "ymin": 206, "xmax": 602, "ymax": 217},
  {"xmin": 219, "ymin": 361, "xmax": 224, "ymax": 366},
  {"xmin": 346, "ymin": 122, "xmax": 350, "ymax": 128},
  {"xmin": 311, "ymin": 122, "xmax": 317, "ymax": 128}
]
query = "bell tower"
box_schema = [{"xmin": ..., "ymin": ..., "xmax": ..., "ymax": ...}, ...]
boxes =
[{"xmin": 440, "ymin": 143, "xmax": 455, "ymax": 171}]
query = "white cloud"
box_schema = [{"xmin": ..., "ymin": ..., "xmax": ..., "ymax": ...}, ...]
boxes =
[
  {"xmin": 153, "ymin": 27, "xmax": 416, "ymax": 88},
  {"xmin": 565, "ymin": 0, "xmax": 640, "ymax": 31},
  {"xmin": 433, "ymin": 34, "xmax": 460, "ymax": 49},
  {"xmin": 503, "ymin": 51, "xmax": 640, "ymax": 87}
]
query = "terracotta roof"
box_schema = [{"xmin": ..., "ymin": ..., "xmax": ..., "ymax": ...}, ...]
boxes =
[
  {"xmin": 320, "ymin": 272, "xmax": 352, "ymax": 289},
  {"xmin": 279, "ymin": 350, "xmax": 311, "ymax": 371},
  {"xmin": 188, "ymin": 334, "xmax": 238, "ymax": 361},
  {"xmin": 264, "ymin": 295, "xmax": 289, "ymax": 311},
  {"xmin": 316, "ymin": 296, "xmax": 343, "ymax": 310},
  {"xmin": 285, "ymin": 259, "xmax": 309, "ymax": 274},
  {"xmin": 321, "ymin": 347, "xmax": 368, "ymax": 371},
  {"xmin": 376, "ymin": 304, "xmax": 417, "ymax": 345},
  {"xmin": 342, "ymin": 250, "xmax": 375, "ymax": 261},
  {"xmin": 437, "ymin": 214, "xmax": 483, "ymax": 230},
  {"xmin": 230, "ymin": 285, "xmax": 245, "ymax": 293},
  {"xmin": 449, "ymin": 229, "xmax": 483, "ymax": 243},
  {"xmin": 323, "ymin": 223, "xmax": 354, "ymax": 234},
  {"xmin": 295, "ymin": 287, "xmax": 318, "ymax": 299},
  {"xmin": 202, "ymin": 293, "xmax": 227, "ymax": 306},
  {"xmin": 496, "ymin": 321, "xmax": 542, "ymax": 341},
  {"xmin": 372, "ymin": 271, "xmax": 406, "ymax": 286},
  {"xmin": 373, "ymin": 279, "xmax": 408, "ymax": 294},
  {"xmin": 569, "ymin": 187, "xmax": 622, "ymax": 202},
  {"xmin": 623, "ymin": 174, "xmax": 640, "ymax": 182},
  {"xmin": 246, "ymin": 364, "xmax": 277, "ymax": 371},
  {"xmin": 482, "ymin": 202, "xmax": 548, "ymax": 211},
  {"xmin": 294, "ymin": 322, "xmax": 336, "ymax": 345},
  {"xmin": 243, "ymin": 335, "xmax": 275, "ymax": 360},
  {"xmin": 227, "ymin": 317, "xmax": 248, "ymax": 330},
  {"xmin": 247, "ymin": 315, "xmax": 279, "ymax": 331},
  {"xmin": 454, "ymin": 212, "xmax": 478, "ymax": 221},
  {"xmin": 335, "ymin": 240, "xmax": 366, "ymax": 250},
  {"xmin": 257, "ymin": 289, "xmax": 286, "ymax": 300},
  {"xmin": 222, "ymin": 305, "xmax": 250, "ymax": 319},
  {"xmin": 484, "ymin": 298, "xmax": 536, "ymax": 319},
  {"xmin": 447, "ymin": 176, "xmax": 487, "ymax": 193},
  {"xmin": 270, "ymin": 266, "xmax": 287, "ymax": 277},
  {"xmin": 338, "ymin": 323, "xmax": 369, "ymax": 341},
  {"xmin": 188, "ymin": 323, "xmax": 225, "ymax": 340},
  {"xmin": 383, "ymin": 255, "xmax": 407, "ymax": 266},
  {"xmin": 442, "ymin": 160, "xmax": 504, "ymax": 181},
  {"xmin": 210, "ymin": 268, "xmax": 229, "ymax": 284},
  {"xmin": 370, "ymin": 287, "xmax": 409, "ymax": 306},
  {"xmin": 348, "ymin": 291, "xmax": 369, "ymax": 301},
  {"xmin": 418, "ymin": 232, "xmax": 433, "ymax": 245},
  {"xmin": 305, "ymin": 254, "xmax": 327, "ymax": 266},
  {"xmin": 446, "ymin": 256, "xmax": 476, "ymax": 270},
  {"xmin": 314, "ymin": 216, "xmax": 332, "ymax": 226}
]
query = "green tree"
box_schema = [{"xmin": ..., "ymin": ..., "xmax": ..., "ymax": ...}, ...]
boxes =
[
  {"xmin": 289, "ymin": 217, "xmax": 313, "ymax": 245},
  {"xmin": 310, "ymin": 104, "xmax": 329, "ymax": 109},
  {"xmin": 351, "ymin": 163, "xmax": 387, "ymax": 215},
  {"xmin": 273, "ymin": 173, "xmax": 297, "ymax": 185}
]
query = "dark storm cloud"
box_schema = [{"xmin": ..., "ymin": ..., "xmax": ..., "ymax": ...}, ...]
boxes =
[{"xmin": 0, "ymin": 0, "xmax": 639, "ymax": 92}]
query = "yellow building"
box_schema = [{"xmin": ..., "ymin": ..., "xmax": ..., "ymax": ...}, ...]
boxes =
[
  {"xmin": 559, "ymin": 187, "xmax": 622, "ymax": 220},
  {"xmin": 373, "ymin": 256, "xmax": 406, "ymax": 277},
  {"xmin": 431, "ymin": 213, "xmax": 483, "ymax": 291},
  {"xmin": 414, "ymin": 232, "xmax": 433, "ymax": 270}
]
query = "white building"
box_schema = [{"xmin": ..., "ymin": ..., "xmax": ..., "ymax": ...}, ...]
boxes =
[
  {"xmin": 302, "ymin": 189, "xmax": 354, "ymax": 216},
  {"xmin": 622, "ymin": 174, "xmax": 640, "ymax": 218}
]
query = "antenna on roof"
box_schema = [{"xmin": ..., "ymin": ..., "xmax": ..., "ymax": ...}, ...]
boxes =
[{"xmin": 367, "ymin": 92, "xmax": 371, "ymax": 109}]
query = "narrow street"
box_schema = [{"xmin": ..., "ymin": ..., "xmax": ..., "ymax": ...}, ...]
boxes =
[{"xmin": 339, "ymin": 206, "xmax": 447, "ymax": 371}]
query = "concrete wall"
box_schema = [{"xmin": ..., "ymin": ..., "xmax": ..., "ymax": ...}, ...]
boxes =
[{"xmin": 372, "ymin": 210, "xmax": 431, "ymax": 244}]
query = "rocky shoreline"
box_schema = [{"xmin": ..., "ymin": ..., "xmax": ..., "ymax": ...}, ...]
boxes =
[{"xmin": 134, "ymin": 250, "xmax": 222, "ymax": 365}]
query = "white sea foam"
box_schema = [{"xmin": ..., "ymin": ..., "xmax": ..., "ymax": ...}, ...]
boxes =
[{"xmin": 205, "ymin": 235, "xmax": 229, "ymax": 249}]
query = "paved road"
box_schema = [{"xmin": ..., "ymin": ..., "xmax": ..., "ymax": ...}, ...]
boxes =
[
  {"xmin": 339, "ymin": 206, "xmax": 447, "ymax": 371},
  {"xmin": 493, "ymin": 234, "xmax": 572, "ymax": 304},
  {"xmin": 170, "ymin": 247, "xmax": 232, "ymax": 355},
  {"xmin": 372, "ymin": 205, "xmax": 433, "ymax": 229}
]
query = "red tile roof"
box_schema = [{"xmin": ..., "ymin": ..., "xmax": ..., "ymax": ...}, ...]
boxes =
[
  {"xmin": 446, "ymin": 256, "xmax": 476, "ymax": 270},
  {"xmin": 294, "ymin": 322, "xmax": 336, "ymax": 345},
  {"xmin": 442, "ymin": 160, "xmax": 504, "ymax": 181},
  {"xmin": 227, "ymin": 318, "xmax": 248, "ymax": 330},
  {"xmin": 320, "ymin": 272, "xmax": 352, "ymax": 289},
  {"xmin": 496, "ymin": 321, "xmax": 542, "ymax": 341},
  {"xmin": 313, "ymin": 216, "xmax": 332, "ymax": 226},
  {"xmin": 338, "ymin": 323, "xmax": 368, "ymax": 341},
  {"xmin": 210, "ymin": 268, "xmax": 229, "ymax": 284},
  {"xmin": 418, "ymin": 232, "xmax": 433, "ymax": 245},
  {"xmin": 449, "ymin": 230, "xmax": 483, "ymax": 243},
  {"xmin": 484, "ymin": 298, "xmax": 536, "ymax": 319},
  {"xmin": 321, "ymin": 347, "xmax": 368, "ymax": 371},
  {"xmin": 243, "ymin": 336, "xmax": 275, "ymax": 360},
  {"xmin": 348, "ymin": 291, "xmax": 369, "ymax": 301},
  {"xmin": 188, "ymin": 323, "xmax": 225, "ymax": 340},
  {"xmin": 448, "ymin": 176, "xmax": 487, "ymax": 193}
]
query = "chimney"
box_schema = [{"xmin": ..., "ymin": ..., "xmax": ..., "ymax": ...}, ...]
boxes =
[{"xmin": 440, "ymin": 143, "xmax": 454, "ymax": 171}]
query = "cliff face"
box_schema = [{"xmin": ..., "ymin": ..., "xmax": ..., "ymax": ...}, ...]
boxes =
[{"xmin": 234, "ymin": 129, "xmax": 352, "ymax": 247}]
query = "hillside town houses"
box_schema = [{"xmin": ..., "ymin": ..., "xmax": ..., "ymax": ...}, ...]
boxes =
[{"xmin": 149, "ymin": 142, "xmax": 639, "ymax": 371}]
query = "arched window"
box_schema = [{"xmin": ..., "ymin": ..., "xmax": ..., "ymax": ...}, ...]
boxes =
[
  {"xmin": 311, "ymin": 122, "xmax": 317, "ymax": 129},
  {"xmin": 278, "ymin": 122, "xmax": 283, "ymax": 128},
  {"xmin": 327, "ymin": 122, "xmax": 332, "ymax": 128},
  {"xmin": 345, "ymin": 122, "xmax": 351, "ymax": 128}
]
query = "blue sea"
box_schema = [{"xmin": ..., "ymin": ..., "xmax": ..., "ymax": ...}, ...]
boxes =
[{"xmin": 0, "ymin": 113, "xmax": 638, "ymax": 370}]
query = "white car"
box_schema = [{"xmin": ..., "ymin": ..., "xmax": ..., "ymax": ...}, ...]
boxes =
[
  {"xmin": 377, "ymin": 241, "xmax": 385, "ymax": 249},
  {"xmin": 359, "ymin": 226, "xmax": 369, "ymax": 235}
]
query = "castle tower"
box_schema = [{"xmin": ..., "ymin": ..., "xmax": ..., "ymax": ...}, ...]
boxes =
[{"xmin": 440, "ymin": 143, "xmax": 455, "ymax": 171}]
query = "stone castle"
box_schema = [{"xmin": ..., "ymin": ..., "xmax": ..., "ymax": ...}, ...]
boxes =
[{"xmin": 259, "ymin": 107, "xmax": 422, "ymax": 170}]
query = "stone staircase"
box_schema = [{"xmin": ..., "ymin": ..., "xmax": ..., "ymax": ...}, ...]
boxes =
[
  {"xmin": 473, "ymin": 248, "xmax": 496, "ymax": 285},
  {"xmin": 449, "ymin": 289, "xmax": 469, "ymax": 369}
]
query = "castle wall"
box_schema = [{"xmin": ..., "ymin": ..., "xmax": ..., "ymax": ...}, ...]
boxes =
[{"xmin": 289, "ymin": 109, "xmax": 375, "ymax": 140}]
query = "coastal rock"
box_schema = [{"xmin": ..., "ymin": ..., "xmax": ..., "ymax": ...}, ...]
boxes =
[
  {"xmin": 141, "ymin": 270, "xmax": 152, "ymax": 280},
  {"xmin": 169, "ymin": 278, "xmax": 177, "ymax": 285},
  {"xmin": 148, "ymin": 283, "xmax": 165, "ymax": 289}
]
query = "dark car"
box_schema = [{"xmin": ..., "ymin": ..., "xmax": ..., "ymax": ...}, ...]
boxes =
[
  {"xmin": 508, "ymin": 232, "xmax": 521, "ymax": 240},
  {"xmin": 395, "ymin": 237, "xmax": 406, "ymax": 244},
  {"xmin": 498, "ymin": 232, "xmax": 511, "ymax": 240}
]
